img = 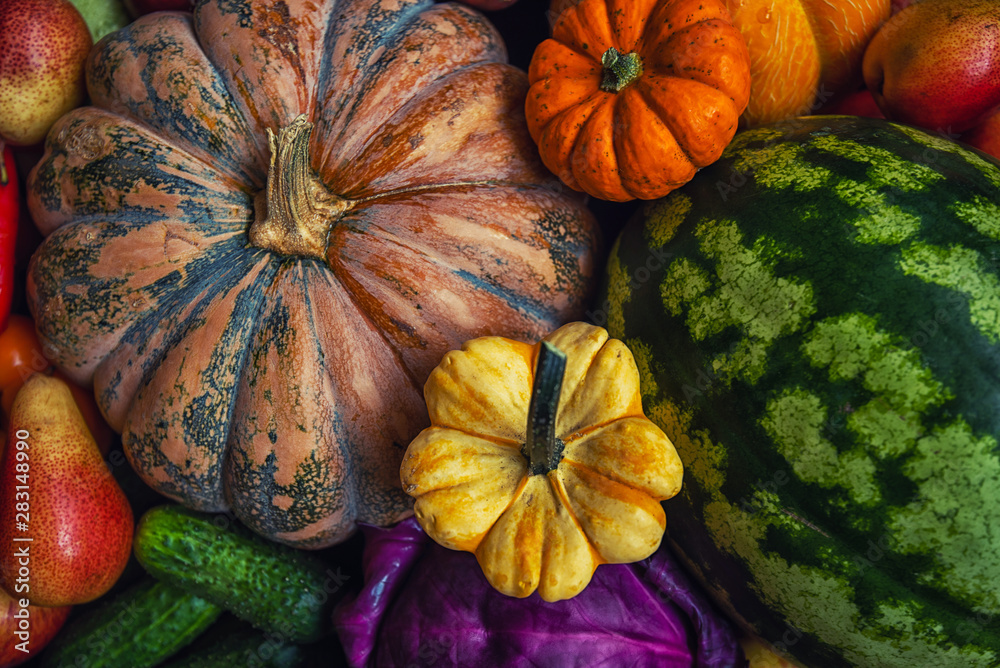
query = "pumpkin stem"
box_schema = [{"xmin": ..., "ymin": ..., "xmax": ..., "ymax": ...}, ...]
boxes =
[
  {"xmin": 600, "ymin": 47, "xmax": 643, "ymax": 93},
  {"xmin": 524, "ymin": 341, "xmax": 567, "ymax": 476},
  {"xmin": 248, "ymin": 115, "xmax": 349, "ymax": 260}
]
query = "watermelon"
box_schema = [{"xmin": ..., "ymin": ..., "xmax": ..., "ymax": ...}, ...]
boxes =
[{"xmin": 597, "ymin": 115, "xmax": 1000, "ymax": 668}]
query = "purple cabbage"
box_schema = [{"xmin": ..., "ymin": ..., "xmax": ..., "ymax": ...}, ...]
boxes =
[{"xmin": 332, "ymin": 518, "xmax": 744, "ymax": 668}]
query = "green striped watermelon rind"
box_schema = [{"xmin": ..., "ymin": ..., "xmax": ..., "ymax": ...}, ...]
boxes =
[{"xmin": 599, "ymin": 115, "xmax": 1000, "ymax": 668}]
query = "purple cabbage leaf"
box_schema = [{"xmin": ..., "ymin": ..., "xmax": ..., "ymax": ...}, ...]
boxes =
[{"xmin": 332, "ymin": 518, "xmax": 745, "ymax": 668}]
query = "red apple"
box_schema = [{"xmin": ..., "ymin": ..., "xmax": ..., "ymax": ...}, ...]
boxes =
[
  {"xmin": 0, "ymin": 0, "xmax": 92, "ymax": 146},
  {"xmin": 862, "ymin": 0, "xmax": 1000, "ymax": 134},
  {"xmin": 0, "ymin": 584, "xmax": 70, "ymax": 668},
  {"xmin": 819, "ymin": 88, "xmax": 886, "ymax": 119},
  {"xmin": 0, "ymin": 374, "xmax": 133, "ymax": 607}
]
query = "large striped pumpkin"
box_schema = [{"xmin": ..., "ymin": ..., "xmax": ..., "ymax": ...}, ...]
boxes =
[
  {"xmin": 25, "ymin": 0, "xmax": 600, "ymax": 548},
  {"xmin": 601, "ymin": 116, "xmax": 1000, "ymax": 666}
]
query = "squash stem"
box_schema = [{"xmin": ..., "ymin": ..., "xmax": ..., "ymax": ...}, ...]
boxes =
[
  {"xmin": 524, "ymin": 342, "xmax": 567, "ymax": 476},
  {"xmin": 248, "ymin": 115, "xmax": 349, "ymax": 260},
  {"xmin": 600, "ymin": 47, "xmax": 643, "ymax": 93}
]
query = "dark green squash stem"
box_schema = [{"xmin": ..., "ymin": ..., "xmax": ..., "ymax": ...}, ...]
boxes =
[{"xmin": 524, "ymin": 342, "xmax": 568, "ymax": 476}]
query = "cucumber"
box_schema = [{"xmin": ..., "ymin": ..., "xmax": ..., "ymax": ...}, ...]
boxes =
[
  {"xmin": 40, "ymin": 577, "xmax": 221, "ymax": 668},
  {"xmin": 133, "ymin": 504, "xmax": 337, "ymax": 643},
  {"xmin": 159, "ymin": 625, "xmax": 307, "ymax": 668}
]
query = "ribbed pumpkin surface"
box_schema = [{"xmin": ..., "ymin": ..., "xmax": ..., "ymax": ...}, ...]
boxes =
[{"xmin": 26, "ymin": 0, "xmax": 601, "ymax": 548}]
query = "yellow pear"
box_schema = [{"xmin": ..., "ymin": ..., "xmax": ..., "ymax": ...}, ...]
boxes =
[{"xmin": 0, "ymin": 0, "xmax": 92, "ymax": 146}]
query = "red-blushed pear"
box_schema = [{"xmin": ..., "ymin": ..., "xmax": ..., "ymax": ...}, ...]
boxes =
[
  {"xmin": 0, "ymin": 0, "xmax": 92, "ymax": 146},
  {"xmin": 0, "ymin": 583, "xmax": 70, "ymax": 668},
  {"xmin": 0, "ymin": 431, "xmax": 72, "ymax": 668},
  {"xmin": 862, "ymin": 0, "xmax": 1000, "ymax": 133},
  {"xmin": 0, "ymin": 373, "xmax": 133, "ymax": 607}
]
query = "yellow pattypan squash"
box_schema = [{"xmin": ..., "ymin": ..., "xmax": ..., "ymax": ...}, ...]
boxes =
[{"xmin": 399, "ymin": 321, "xmax": 683, "ymax": 602}]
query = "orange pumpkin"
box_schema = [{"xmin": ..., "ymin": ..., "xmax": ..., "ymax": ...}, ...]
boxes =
[
  {"xmin": 549, "ymin": 0, "xmax": 890, "ymax": 129},
  {"xmin": 528, "ymin": 0, "xmax": 752, "ymax": 202},
  {"xmin": 725, "ymin": 0, "xmax": 891, "ymax": 126},
  {"xmin": 25, "ymin": 0, "xmax": 601, "ymax": 549}
]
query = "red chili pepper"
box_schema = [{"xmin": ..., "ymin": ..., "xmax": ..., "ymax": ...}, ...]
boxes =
[{"xmin": 0, "ymin": 143, "xmax": 19, "ymax": 333}]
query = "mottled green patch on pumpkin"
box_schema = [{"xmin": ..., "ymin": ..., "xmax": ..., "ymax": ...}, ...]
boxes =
[
  {"xmin": 899, "ymin": 242, "xmax": 1000, "ymax": 344},
  {"xmin": 893, "ymin": 123, "xmax": 1000, "ymax": 192},
  {"xmin": 803, "ymin": 313, "xmax": 890, "ymax": 380},
  {"xmin": 626, "ymin": 337, "xmax": 659, "ymax": 403},
  {"xmin": 661, "ymin": 258, "xmax": 710, "ymax": 317},
  {"xmin": 730, "ymin": 143, "xmax": 832, "ymax": 193},
  {"xmin": 701, "ymin": 471, "xmax": 999, "ymax": 666},
  {"xmin": 953, "ymin": 196, "xmax": 1000, "ymax": 240},
  {"xmin": 835, "ymin": 180, "xmax": 921, "ymax": 245},
  {"xmin": 703, "ymin": 491, "xmax": 865, "ymax": 639},
  {"xmin": 726, "ymin": 126, "xmax": 786, "ymax": 154},
  {"xmin": 854, "ymin": 600, "xmax": 998, "ymax": 667},
  {"xmin": 802, "ymin": 313, "xmax": 947, "ymax": 415},
  {"xmin": 866, "ymin": 346, "xmax": 949, "ymax": 413},
  {"xmin": 651, "ymin": 401, "xmax": 725, "ymax": 496},
  {"xmin": 645, "ymin": 397, "xmax": 694, "ymax": 442},
  {"xmin": 801, "ymin": 313, "xmax": 951, "ymax": 464},
  {"xmin": 811, "ymin": 134, "xmax": 943, "ymax": 192},
  {"xmin": 710, "ymin": 338, "xmax": 769, "ymax": 386},
  {"xmin": 694, "ymin": 220, "xmax": 815, "ymax": 342},
  {"xmin": 847, "ymin": 402, "xmax": 924, "ymax": 458},
  {"xmin": 807, "ymin": 133, "xmax": 954, "ymax": 247},
  {"xmin": 603, "ymin": 242, "xmax": 630, "ymax": 338},
  {"xmin": 644, "ymin": 194, "xmax": 692, "ymax": 249},
  {"xmin": 761, "ymin": 388, "xmax": 880, "ymax": 505},
  {"xmin": 891, "ymin": 420, "xmax": 1000, "ymax": 613}
]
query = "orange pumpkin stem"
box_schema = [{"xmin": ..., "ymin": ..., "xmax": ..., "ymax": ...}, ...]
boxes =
[
  {"xmin": 600, "ymin": 47, "xmax": 643, "ymax": 93},
  {"xmin": 524, "ymin": 341, "xmax": 567, "ymax": 475},
  {"xmin": 248, "ymin": 115, "xmax": 350, "ymax": 260}
]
